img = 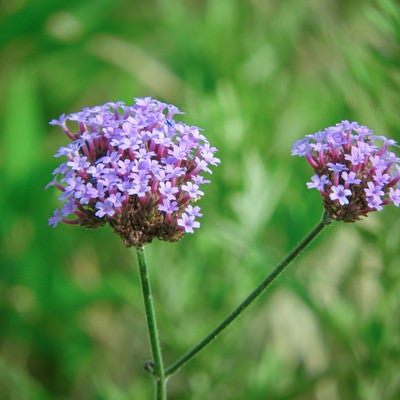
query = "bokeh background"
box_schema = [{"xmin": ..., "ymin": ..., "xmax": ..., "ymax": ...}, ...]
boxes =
[{"xmin": 1, "ymin": 0, "xmax": 400, "ymax": 399}]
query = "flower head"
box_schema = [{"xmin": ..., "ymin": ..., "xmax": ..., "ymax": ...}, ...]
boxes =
[
  {"xmin": 292, "ymin": 121, "xmax": 400, "ymax": 222},
  {"xmin": 47, "ymin": 97, "xmax": 220, "ymax": 246}
]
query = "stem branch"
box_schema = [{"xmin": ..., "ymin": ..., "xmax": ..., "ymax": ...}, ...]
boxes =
[{"xmin": 165, "ymin": 212, "xmax": 331, "ymax": 377}]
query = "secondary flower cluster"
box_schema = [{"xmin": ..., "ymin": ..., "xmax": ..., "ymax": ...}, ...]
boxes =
[
  {"xmin": 292, "ymin": 120, "xmax": 400, "ymax": 222},
  {"xmin": 47, "ymin": 97, "xmax": 220, "ymax": 247}
]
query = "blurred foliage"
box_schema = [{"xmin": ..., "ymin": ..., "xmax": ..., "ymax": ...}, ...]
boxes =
[{"xmin": 1, "ymin": 0, "xmax": 400, "ymax": 399}]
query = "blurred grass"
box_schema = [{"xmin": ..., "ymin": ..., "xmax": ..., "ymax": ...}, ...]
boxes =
[{"xmin": 1, "ymin": 0, "xmax": 400, "ymax": 399}]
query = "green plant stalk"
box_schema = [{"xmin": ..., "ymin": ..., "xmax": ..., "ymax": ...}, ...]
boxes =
[
  {"xmin": 165, "ymin": 211, "xmax": 332, "ymax": 378},
  {"xmin": 136, "ymin": 246, "xmax": 167, "ymax": 400}
]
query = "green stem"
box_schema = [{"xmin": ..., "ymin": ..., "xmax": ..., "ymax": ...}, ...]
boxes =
[
  {"xmin": 136, "ymin": 246, "xmax": 167, "ymax": 399},
  {"xmin": 165, "ymin": 211, "xmax": 332, "ymax": 378}
]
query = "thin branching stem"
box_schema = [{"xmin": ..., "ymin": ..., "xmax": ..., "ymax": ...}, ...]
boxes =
[{"xmin": 165, "ymin": 211, "xmax": 332, "ymax": 378}]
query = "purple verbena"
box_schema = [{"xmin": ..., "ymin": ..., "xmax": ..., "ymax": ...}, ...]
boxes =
[
  {"xmin": 47, "ymin": 97, "xmax": 220, "ymax": 246},
  {"xmin": 292, "ymin": 120, "xmax": 400, "ymax": 222}
]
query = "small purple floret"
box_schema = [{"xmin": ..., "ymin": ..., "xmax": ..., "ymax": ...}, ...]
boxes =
[
  {"xmin": 177, "ymin": 213, "xmax": 200, "ymax": 234},
  {"xmin": 329, "ymin": 185, "xmax": 352, "ymax": 206}
]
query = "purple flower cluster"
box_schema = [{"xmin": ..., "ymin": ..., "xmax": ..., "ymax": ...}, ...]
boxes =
[
  {"xmin": 47, "ymin": 97, "xmax": 220, "ymax": 246},
  {"xmin": 292, "ymin": 120, "xmax": 400, "ymax": 222}
]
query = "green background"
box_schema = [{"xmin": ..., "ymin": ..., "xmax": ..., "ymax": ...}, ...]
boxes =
[{"xmin": 1, "ymin": 0, "xmax": 400, "ymax": 399}]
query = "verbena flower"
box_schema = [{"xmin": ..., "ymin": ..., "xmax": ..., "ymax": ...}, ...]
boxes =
[
  {"xmin": 47, "ymin": 97, "xmax": 220, "ymax": 247},
  {"xmin": 292, "ymin": 120, "xmax": 400, "ymax": 222}
]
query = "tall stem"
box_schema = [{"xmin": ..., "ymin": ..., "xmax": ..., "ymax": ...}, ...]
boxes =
[
  {"xmin": 136, "ymin": 246, "xmax": 167, "ymax": 399},
  {"xmin": 165, "ymin": 212, "xmax": 332, "ymax": 377}
]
